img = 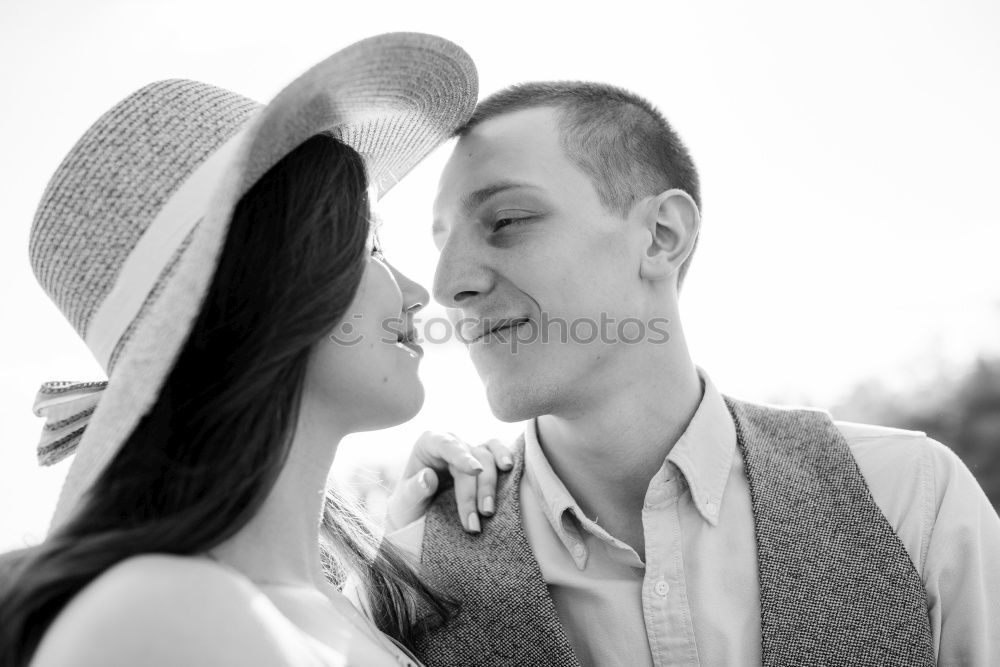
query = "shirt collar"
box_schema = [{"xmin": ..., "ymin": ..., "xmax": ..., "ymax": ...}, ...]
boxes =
[
  {"xmin": 661, "ymin": 371, "xmax": 736, "ymax": 526},
  {"xmin": 523, "ymin": 368, "xmax": 737, "ymax": 554},
  {"xmin": 524, "ymin": 418, "xmax": 590, "ymax": 567}
]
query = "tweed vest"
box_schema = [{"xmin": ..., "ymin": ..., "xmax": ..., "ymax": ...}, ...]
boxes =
[{"xmin": 412, "ymin": 397, "xmax": 934, "ymax": 666}]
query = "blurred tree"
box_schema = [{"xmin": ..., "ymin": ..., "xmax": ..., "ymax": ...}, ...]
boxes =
[{"xmin": 833, "ymin": 356, "xmax": 1000, "ymax": 510}]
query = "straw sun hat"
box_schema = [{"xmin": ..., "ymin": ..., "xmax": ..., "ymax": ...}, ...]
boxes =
[{"xmin": 29, "ymin": 33, "xmax": 478, "ymax": 532}]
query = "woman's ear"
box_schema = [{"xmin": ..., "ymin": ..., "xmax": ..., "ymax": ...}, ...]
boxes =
[{"xmin": 639, "ymin": 189, "xmax": 701, "ymax": 283}]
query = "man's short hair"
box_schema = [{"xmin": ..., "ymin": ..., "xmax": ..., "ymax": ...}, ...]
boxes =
[{"xmin": 457, "ymin": 81, "xmax": 701, "ymax": 286}]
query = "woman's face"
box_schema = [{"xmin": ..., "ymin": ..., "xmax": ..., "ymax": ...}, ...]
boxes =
[{"xmin": 301, "ymin": 251, "xmax": 429, "ymax": 434}]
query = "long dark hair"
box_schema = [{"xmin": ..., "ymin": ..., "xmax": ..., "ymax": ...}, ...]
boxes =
[{"xmin": 0, "ymin": 134, "xmax": 449, "ymax": 666}]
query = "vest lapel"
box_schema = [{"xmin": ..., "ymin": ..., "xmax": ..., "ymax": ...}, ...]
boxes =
[
  {"xmin": 416, "ymin": 434, "xmax": 581, "ymax": 667},
  {"xmin": 726, "ymin": 397, "xmax": 934, "ymax": 666}
]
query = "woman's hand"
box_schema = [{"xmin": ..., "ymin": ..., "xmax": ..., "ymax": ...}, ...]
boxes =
[{"xmin": 385, "ymin": 431, "xmax": 514, "ymax": 533}]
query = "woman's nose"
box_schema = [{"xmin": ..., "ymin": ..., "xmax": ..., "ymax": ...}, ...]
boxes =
[{"xmin": 392, "ymin": 265, "xmax": 430, "ymax": 314}]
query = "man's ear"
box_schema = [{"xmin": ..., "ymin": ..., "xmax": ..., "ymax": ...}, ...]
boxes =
[{"xmin": 639, "ymin": 189, "xmax": 700, "ymax": 282}]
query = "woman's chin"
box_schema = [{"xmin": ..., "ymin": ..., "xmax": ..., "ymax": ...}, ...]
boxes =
[
  {"xmin": 392, "ymin": 383, "xmax": 426, "ymax": 425},
  {"xmin": 357, "ymin": 382, "xmax": 425, "ymax": 432}
]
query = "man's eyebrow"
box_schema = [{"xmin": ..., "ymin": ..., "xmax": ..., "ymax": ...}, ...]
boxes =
[
  {"xmin": 461, "ymin": 181, "xmax": 541, "ymax": 213},
  {"xmin": 433, "ymin": 181, "xmax": 541, "ymax": 238}
]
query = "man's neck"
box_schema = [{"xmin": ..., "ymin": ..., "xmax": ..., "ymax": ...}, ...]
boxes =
[{"xmin": 534, "ymin": 357, "xmax": 702, "ymax": 560}]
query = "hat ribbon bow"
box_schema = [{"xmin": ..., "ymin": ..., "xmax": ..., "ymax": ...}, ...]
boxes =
[{"xmin": 33, "ymin": 381, "xmax": 108, "ymax": 466}]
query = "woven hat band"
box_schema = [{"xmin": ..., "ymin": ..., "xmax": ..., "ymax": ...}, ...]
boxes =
[{"xmin": 85, "ymin": 125, "xmax": 252, "ymax": 371}]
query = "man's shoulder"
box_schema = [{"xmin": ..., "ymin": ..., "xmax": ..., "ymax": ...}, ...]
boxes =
[
  {"xmin": 830, "ymin": 421, "xmax": 980, "ymax": 572},
  {"xmin": 831, "ymin": 418, "xmax": 982, "ymax": 502},
  {"xmin": 725, "ymin": 394, "xmax": 942, "ymax": 464},
  {"xmin": 833, "ymin": 419, "xmax": 959, "ymax": 477},
  {"xmin": 726, "ymin": 399, "xmax": 987, "ymax": 577},
  {"xmin": 835, "ymin": 419, "xmax": 928, "ymax": 443}
]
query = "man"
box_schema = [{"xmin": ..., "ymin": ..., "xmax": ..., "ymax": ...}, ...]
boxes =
[{"xmin": 387, "ymin": 83, "xmax": 1000, "ymax": 666}]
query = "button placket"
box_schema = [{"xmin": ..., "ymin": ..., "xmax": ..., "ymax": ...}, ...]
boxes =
[{"xmin": 640, "ymin": 480, "xmax": 702, "ymax": 665}]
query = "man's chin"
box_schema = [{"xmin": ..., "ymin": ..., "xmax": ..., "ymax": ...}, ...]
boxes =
[{"xmin": 483, "ymin": 381, "xmax": 546, "ymax": 423}]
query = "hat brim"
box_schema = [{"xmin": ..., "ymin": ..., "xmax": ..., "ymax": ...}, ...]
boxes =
[{"xmin": 49, "ymin": 32, "xmax": 477, "ymax": 531}]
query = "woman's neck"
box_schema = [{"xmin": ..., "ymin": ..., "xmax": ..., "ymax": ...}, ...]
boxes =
[{"xmin": 210, "ymin": 410, "xmax": 345, "ymax": 591}]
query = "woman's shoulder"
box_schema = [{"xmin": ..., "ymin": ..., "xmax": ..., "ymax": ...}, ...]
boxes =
[{"xmin": 31, "ymin": 554, "xmax": 314, "ymax": 667}]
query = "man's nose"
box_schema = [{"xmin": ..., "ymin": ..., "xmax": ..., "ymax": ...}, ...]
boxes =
[{"xmin": 433, "ymin": 233, "xmax": 492, "ymax": 309}]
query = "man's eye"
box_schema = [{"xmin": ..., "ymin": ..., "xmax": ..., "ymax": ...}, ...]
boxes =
[{"xmin": 492, "ymin": 216, "xmax": 532, "ymax": 232}]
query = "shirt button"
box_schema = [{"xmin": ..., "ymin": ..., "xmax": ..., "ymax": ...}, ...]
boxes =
[
  {"xmin": 654, "ymin": 580, "xmax": 669, "ymax": 597},
  {"xmin": 572, "ymin": 543, "xmax": 586, "ymax": 559}
]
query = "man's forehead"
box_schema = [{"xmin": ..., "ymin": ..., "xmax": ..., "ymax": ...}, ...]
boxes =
[
  {"xmin": 465, "ymin": 105, "xmax": 561, "ymax": 139},
  {"xmin": 433, "ymin": 107, "xmax": 564, "ymax": 217}
]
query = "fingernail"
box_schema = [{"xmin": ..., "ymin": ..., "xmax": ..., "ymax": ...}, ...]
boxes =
[
  {"xmin": 482, "ymin": 496, "xmax": 494, "ymax": 514},
  {"xmin": 500, "ymin": 456, "xmax": 513, "ymax": 469},
  {"xmin": 417, "ymin": 469, "xmax": 431, "ymax": 492},
  {"xmin": 468, "ymin": 456, "xmax": 484, "ymax": 472},
  {"xmin": 467, "ymin": 512, "xmax": 481, "ymax": 533}
]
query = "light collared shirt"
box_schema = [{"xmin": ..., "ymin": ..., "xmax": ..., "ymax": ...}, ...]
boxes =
[{"xmin": 389, "ymin": 373, "xmax": 1000, "ymax": 666}]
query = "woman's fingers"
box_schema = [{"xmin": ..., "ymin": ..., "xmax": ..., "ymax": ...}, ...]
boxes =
[
  {"xmin": 384, "ymin": 467, "xmax": 439, "ymax": 532},
  {"xmin": 402, "ymin": 431, "xmax": 484, "ymax": 479},
  {"xmin": 481, "ymin": 438, "xmax": 515, "ymax": 471},
  {"xmin": 470, "ymin": 444, "xmax": 498, "ymax": 516},
  {"xmin": 451, "ymin": 468, "xmax": 482, "ymax": 533},
  {"xmin": 394, "ymin": 430, "xmax": 516, "ymax": 534}
]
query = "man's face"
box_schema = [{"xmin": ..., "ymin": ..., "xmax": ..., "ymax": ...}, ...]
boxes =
[{"xmin": 432, "ymin": 107, "xmax": 650, "ymax": 421}]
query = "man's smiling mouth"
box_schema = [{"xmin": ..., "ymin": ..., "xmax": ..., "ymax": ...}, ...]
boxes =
[{"xmin": 464, "ymin": 317, "xmax": 531, "ymax": 344}]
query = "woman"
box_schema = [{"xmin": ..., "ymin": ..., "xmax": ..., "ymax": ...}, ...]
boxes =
[{"xmin": 0, "ymin": 33, "xmax": 482, "ymax": 666}]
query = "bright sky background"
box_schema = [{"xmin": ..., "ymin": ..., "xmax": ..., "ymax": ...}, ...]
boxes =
[{"xmin": 1, "ymin": 0, "xmax": 998, "ymax": 551}]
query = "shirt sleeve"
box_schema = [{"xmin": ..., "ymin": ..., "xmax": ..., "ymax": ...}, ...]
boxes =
[
  {"xmin": 920, "ymin": 437, "xmax": 1000, "ymax": 666},
  {"xmin": 385, "ymin": 515, "xmax": 427, "ymax": 562}
]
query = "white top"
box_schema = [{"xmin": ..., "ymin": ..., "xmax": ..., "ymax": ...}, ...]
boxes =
[{"xmin": 29, "ymin": 554, "xmax": 420, "ymax": 667}]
